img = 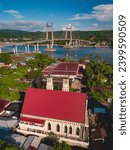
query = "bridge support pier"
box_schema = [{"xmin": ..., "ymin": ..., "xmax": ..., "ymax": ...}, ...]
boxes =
[
  {"xmin": 13, "ymin": 45, "xmax": 18, "ymax": 55},
  {"xmin": 15, "ymin": 46, "xmax": 18, "ymax": 54},
  {"xmin": 34, "ymin": 45, "xmax": 37, "ymax": 51},
  {"xmin": 25, "ymin": 45, "xmax": 27, "ymax": 53},
  {"xmin": 13, "ymin": 46, "xmax": 15, "ymax": 54},
  {"xmin": 37, "ymin": 43, "xmax": 39, "ymax": 52},
  {"xmin": 27, "ymin": 44, "xmax": 30, "ymax": 53}
]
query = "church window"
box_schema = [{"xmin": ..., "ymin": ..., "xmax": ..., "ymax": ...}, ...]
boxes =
[
  {"xmin": 76, "ymin": 127, "xmax": 80, "ymax": 136},
  {"xmin": 56, "ymin": 124, "xmax": 60, "ymax": 132},
  {"xmin": 69, "ymin": 126, "xmax": 72, "ymax": 134},
  {"xmin": 64, "ymin": 125, "xmax": 68, "ymax": 134},
  {"xmin": 48, "ymin": 123, "xmax": 51, "ymax": 131}
]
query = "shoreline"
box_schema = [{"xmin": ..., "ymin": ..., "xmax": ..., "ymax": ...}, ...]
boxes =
[{"xmin": 1, "ymin": 43, "xmax": 113, "ymax": 48}]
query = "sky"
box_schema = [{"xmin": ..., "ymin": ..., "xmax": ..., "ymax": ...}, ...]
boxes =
[{"xmin": 0, "ymin": 0, "xmax": 113, "ymax": 31}]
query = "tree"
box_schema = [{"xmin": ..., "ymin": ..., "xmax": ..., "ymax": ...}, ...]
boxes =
[
  {"xmin": 0, "ymin": 140, "xmax": 21, "ymax": 150},
  {"xmin": 84, "ymin": 56, "xmax": 113, "ymax": 102},
  {"xmin": 52, "ymin": 142, "xmax": 72, "ymax": 150},
  {"xmin": 0, "ymin": 140, "xmax": 7, "ymax": 149},
  {"xmin": 35, "ymin": 53, "xmax": 55, "ymax": 68},
  {"xmin": 0, "ymin": 66, "xmax": 28, "ymax": 101},
  {"xmin": 0, "ymin": 53, "xmax": 12, "ymax": 63},
  {"xmin": 27, "ymin": 53, "xmax": 55, "ymax": 69},
  {"xmin": 5, "ymin": 145, "xmax": 21, "ymax": 150},
  {"xmin": 27, "ymin": 59, "xmax": 38, "ymax": 68},
  {"xmin": 0, "ymin": 30, "xmax": 113, "ymax": 44}
]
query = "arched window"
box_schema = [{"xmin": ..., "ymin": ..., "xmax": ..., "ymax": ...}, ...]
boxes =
[
  {"xmin": 69, "ymin": 126, "xmax": 72, "ymax": 134},
  {"xmin": 48, "ymin": 123, "xmax": 51, "ymax": 131},
  {"xmin": 64, "ymin": 125, "xmax": 68, "ymax": 134},
  {"xmin": 56, "ymin": 124, "xmax": 60, "ymax": 132},
  {"xmin": 76, "ymin": 127, "xmax": 80, "ymax": 136}
]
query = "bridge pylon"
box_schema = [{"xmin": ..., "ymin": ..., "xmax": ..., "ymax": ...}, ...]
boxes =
[
  {"xmin": 65, "ymin": 25, "xmax": 72, "ymax": 44},
  {"xmin": 64, "ymin": 25, "xmax": 73, "ymax": 49},
  {"xmin": 13, "ymin": 45, "xmax": 18, "ymax": 55},
  {"xmin": 46, "ymin": 23, "xmax": 54, "ymax": 41},
  {"xmin": 24, "ymin": 44, "xmax": 30, "ymax": 53},
  {"xmin": 44, "ymin": 22, "xmax": 56, "ymax": 51}
]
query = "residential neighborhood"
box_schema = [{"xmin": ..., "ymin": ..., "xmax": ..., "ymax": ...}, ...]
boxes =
[{"xmin": 0, "ymin": 0, "xmax": 113, "ymax": 149}]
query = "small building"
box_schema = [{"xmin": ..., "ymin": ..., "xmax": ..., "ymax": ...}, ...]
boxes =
[
  {"xmin": 18, "ymin": 88, "xmax": 89, "ymax": 148},
  {"xmin": 0, "ymin": 63, "xmax": 11, "ymax": 68},
  {"xmin": 38, "ymin": 143, "xmax": 52, "ymax": 150},
  {"xmin": 42, "ymin": 62, "xmax": 85, "ymax": 81},
  {"xmin": 91, "ymin": 127, "xmax": 107, "ymax": 150},
  {"xmin": 3, "ymin": 101, "xmax": 23, "ymax": 118},
  {"xmin": 0, "ymin": 117, "xmax": 18, "ymax": 130},
  {"xmin": 29, "ymin": 136, "xmax": 41, "ymax": 150},
  {"xmin": 91, "ymin": 127, "xmax": 107, "ymax": 142}
]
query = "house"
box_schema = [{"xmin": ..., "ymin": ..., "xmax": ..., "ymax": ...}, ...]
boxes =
[
  {"xmin": 0, "ymin": 99, "xmax": 10, "ymax": 115},
  {"xmin": 17, "ymin": 88, "xmax": 89, "ymax": 148},
  {"xmin": 91, "ymin": 127, "xmax": 107, "ymax": 150},
  {"xmin": 0, "ymin": 63, "xmax": 11, "ymax": 68}
]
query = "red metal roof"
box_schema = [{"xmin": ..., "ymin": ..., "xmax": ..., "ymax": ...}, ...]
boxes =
[
  {"xmin": 20, "ymin": 116, "xmax": 45, "ymax": 125},
  {"xmin": 43, "ymin": 62, "xmax": 81, "ymax": 76},
  {"xmin": 0, "ymin": 99, "xmax": 10, "ymax": 113},
  {"xmin": 21, "ymin": 88, "xmax": 87, "ymax": 123},
  {"xmin": 28, "ymin": 145, "xmax": 37, "ymax": 150}
]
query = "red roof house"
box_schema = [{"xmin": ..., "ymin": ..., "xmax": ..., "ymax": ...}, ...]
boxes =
[
  {"xmin": 0, "ymin": 99, "xmax": 10, "ymax": 114},
  {"xmin": 42, "ymin": 62, "xmax": 85, "ymax": 78},
  {"xmin": 20, "ymin": 88, "xmax": 87, "ymax": 123}
]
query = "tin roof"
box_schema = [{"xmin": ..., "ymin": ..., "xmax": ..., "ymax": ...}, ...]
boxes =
[{"xmin": 21, "ymin": 88, "xmax": 87, "ymax": 123}]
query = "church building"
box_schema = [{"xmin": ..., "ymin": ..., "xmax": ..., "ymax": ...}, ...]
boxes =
[{"xmin": 18, "ymin": 88, "xmax": 89, "ymax": 148}]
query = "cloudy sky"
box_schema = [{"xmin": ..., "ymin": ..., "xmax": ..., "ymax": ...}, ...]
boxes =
[{"xmin": 0, "ymin": 0, "xmax": 113, "ymax": 31}]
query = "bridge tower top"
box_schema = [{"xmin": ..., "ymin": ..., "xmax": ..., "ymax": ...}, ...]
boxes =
[
  {"xmin": 65, "ymin": 25, "xmax": 73, "ymax": 44},
  {"xmin": 46, "ymin": 22, "xmax": 54, "ymax": 41}
]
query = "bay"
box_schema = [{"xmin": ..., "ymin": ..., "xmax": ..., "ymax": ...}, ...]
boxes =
[{"xmin": 2, "ymin": 46, "xmax": 113, "ymax": 64}]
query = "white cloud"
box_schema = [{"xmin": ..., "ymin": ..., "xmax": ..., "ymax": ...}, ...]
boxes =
[
  {"xmin": 93, "ymin": 23, "xmax": 98, "ymax": 26},
  {"xmin": 61, "ymin": 22, "xmax": 112, "ymax": 31},
  {"xmin": 61, "ymin": 24, "xmax": 78, "ymax": 31},
  {"xmin": 78, "ymin": 24, "xmax": 113, "ymax": 31},
  {"xmin": 3, "ymin": 9, "xmax": 24, "ymax": 19},
  {"xmin": 70, "ymin": 4, "xmax": 113, "ymax": 22},
  {"xmin": 0, "ymin": 20, "xmax": 46, "ymax": 31},
  {"xmin": 70, "ymin": 13, "xmax": 93, "ymax": 20}
]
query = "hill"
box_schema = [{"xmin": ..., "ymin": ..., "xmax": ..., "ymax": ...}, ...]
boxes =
[
  {"xmin": 0, "ymin": 29, "xmax": 113, "ymax": 46},
  {"xmin": 0, "ymin": 29, "xmax": 112, "ymax": 39}
]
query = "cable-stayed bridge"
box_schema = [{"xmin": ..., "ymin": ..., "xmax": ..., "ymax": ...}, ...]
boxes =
[{"xmin": 0, "ymin": 23, "xmax": 89, "ymax": 54}]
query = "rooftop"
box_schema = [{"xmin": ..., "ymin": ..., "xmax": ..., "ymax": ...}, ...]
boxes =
[
  {"xmin": 0, "ymin": 117, "xmax": 18, "ymax": 129},
  {"xmin": 42, "ymin": 62, "xmax": 84, "ymax": 77},
  {"xmin": 0, "ymin": 99, "xmax": 10, "ymax": 113},
  {"xmin": 21, "ymin": 88, "xmax": 87, "ymax": 123}
]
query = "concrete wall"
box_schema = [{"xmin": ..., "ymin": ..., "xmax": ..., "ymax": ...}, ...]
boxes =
[{"xmin": 19, "ymin": 117, "xmax": 88, "ymax": 143}]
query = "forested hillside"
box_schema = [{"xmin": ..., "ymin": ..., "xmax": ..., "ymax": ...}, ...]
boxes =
[{"xmin": 0, "ymin": 29, "xmax": 112, "ymax": 41}]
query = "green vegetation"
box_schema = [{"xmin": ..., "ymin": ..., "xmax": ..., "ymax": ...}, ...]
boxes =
[
  {"xmin": 0, "ymin": 140, "xmax": 21, "ymax": 150},
  {"xmin": 0, "ymin": 66, "xmax": 28, "ymax": 101},
  {"xmin": 0, "ymin": 29, "xmax": 113, "ymax": 46},
  {"xmin": 0, "ymin": 30, "xmax": 43, "ymax": 41},
  {"xmin": 27, "ymin": 53, "xmax": 55, "ymax": 69},
  {"xmin": 84, "ymin": 56, "xmax": 113, "ymax": 102},
  {"xmin": 0, "ymin": 53, "xmax": 55, "ymax": 101},
  {"xmin": 0, "ymin": 53, "xmax": 12, "ymax": 64},
  {"xmin": 0, "ymin": 51, "xmax": 112, "ymax": 103},
  {"xmin": 52, "ymin": 142, "xmax": 72, "ymax": 150}
]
